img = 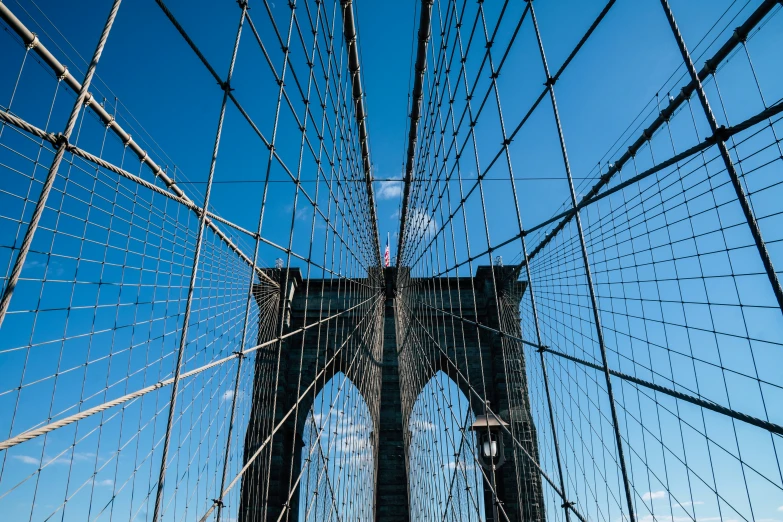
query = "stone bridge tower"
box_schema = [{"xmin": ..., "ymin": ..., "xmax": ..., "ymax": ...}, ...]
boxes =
[{"xmin": 238, "ymin": 266, "xmax": 544, "ymax": 522}]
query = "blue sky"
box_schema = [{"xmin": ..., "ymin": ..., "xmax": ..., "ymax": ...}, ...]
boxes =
[
  {"xmin": 1, "ymin": 0, "xmax": 780, "ymax": 264},
  {"xmin": 1, "ymin": 0, "xmax": 783, "ymax": 521}
]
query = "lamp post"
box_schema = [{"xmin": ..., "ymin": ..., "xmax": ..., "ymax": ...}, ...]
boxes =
[{"xmin": 470, "ymin": 402, "xmax": 508, "ymax": 521}]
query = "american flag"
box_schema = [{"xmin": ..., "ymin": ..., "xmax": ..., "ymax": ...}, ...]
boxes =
[{"xmin": 384, "ymin": 233, "xmax": 390, "ymax": 267}]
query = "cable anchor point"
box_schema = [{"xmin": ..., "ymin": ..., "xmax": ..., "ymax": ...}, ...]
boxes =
[{"xmin": 26, "ymin": 33, "xmax": 39, "ymax": 51}]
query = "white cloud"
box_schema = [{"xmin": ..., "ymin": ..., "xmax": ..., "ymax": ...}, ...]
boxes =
[
  {"xmin": 672, "ymin": 501, "xmax": 704, "ymax": 509},
  {"xmin": 339, "ymin": 434, "xmax": 372, "ymax": 452},
  {"xmin": 638, "ymin": 515, "xmax": 728, "ymax": 522},
  {"xmin": 406, "ymin": 208, "xmax": 438, "ymax": 240},
  {"xmin": 50, "ymin": 451, "xmax": 97, "ymax": 466},
  {"xmin": 445, "ymin": 460, "xmax": 476, "ymax": 471},
  {"xmin": 642, "ymin": 491, "xmax": 667, "ymax": 501},
  {"xmin": 334, "ymin": 423, "xmax": 367, "ymax": 437},
  {"xmin": 778, "ymin": 507, "xmax": 783, "ymax": 512},
  {"xmin": 295, "ymin": 206, "xmax": 310, "ymax": 221},
  {"xmin": 22, "ymin": 259, "xmax": 64, "ymax": 276},
  {"xmin": 14, "ymin": 451, "xmax": 96, "ymax": 467},
  {"xmin": 409, "ymin": 418, "xmax": 436, "ymax": 434},
  {"xmin": 222, "ymin": 389, "xmax": 244, "ymax": 403},
  {"xmin": 376, "ymin": 178, "xmax": 402, "ymax": 200},
  {"xmin": 94, "ymin": 478, "xmax": 114, "ymax": 488},
  {"xmin": 13, "ymin": 455, "xmax": 40, "ymax": 465},
  {"xmin": 310, "ymin": 409, "xmax": 374, "ymax": 456}
]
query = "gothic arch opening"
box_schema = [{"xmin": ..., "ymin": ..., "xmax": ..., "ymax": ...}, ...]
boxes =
[
  {"xmin": 298, "ymin": 371, "xmax": 374, "ymax": 521},
  {"xmin": 407, "ymin": 370, "xmax": 486, "ymax": 521}
]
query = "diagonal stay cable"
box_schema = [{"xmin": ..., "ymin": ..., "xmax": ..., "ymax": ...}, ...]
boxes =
[
  {"xmin": 0, "ymin": 0, "xmax": 123, "ymax": 329},
  {"xmin": 159, "ymin": 0, "xmax": 376, "ymax": 272},
  {"xmin": 0, "ymin": 293, "xmax": 379, "ymax": 452},
  {"xmin": 399, "ymin": 0, "xmax": 616, "ymax": 270},
  {"xmin": 197, "ymin": 293, "xmax": 383, "ymax": 522},
  {"xmin": 521, "ymin": 0, "xmax": 781, "ymax": 267},
  {"xmin": 0, "ymin": 109, "xmax": 259, "ymax": 238},
  {"xmin": 0, "ymin": 109, "xmax": 379, "ymax": 289},
  {"xmin": 403, "ymin": 0, "xmax": 780, "ymax": 275},
  {"xmin": 0, "ymin": 1, "xmax": 279, "ymax": 289},
  {"xmin": 413, "ymin": 296, "xmax": 783, "ymax": 438},
  {"xmin": 397, "ymin": 297, "xmax": 586, "ymax": 522},
  {"xmin": 425, "ymin": 99, "xmax": 783, "ymax": 279}
]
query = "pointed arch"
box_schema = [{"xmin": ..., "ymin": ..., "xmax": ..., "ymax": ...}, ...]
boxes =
[
  {"xmin": 407, "ymin": 371, "xmax": 486, "ymax": 521},
  {"xmin": 298, "ymin": 372, "xmax": 375, "ymax": 522}
]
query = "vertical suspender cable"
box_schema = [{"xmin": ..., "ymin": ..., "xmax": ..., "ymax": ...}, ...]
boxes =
[
  {"xmin": 0, "ymin": 0, "xmax": 123, "ymax": 327},
  {"xmin": 658, "ymin": 0, "xmax": 783, "ymax": 315},
  {"xmin": 152, "ymin": 5, "xmax": 248, "ymax": 520},
  {"xmin": 397, "ymin": 0, "xmax": 434, "ymax": 268},
  {"xmin": 527, "ymin": 3, "xmax": 638, "ymax": 521}
]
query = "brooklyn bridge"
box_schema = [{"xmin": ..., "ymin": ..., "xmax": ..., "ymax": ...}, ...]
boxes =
[{"xmin": 0, "ymin": 0, "xmax": 782, "ymax": 521}]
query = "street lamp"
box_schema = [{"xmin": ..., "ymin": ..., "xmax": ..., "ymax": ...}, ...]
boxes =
[
  {"xmin": 469, "ymin": 402, "xmax": 508, "ymax": 470},
  {"xmin": 470, "ymin": 402, "xmax": 509, "ymax": 522}
]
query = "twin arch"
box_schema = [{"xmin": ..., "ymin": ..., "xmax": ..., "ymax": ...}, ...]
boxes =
[{"xmin": 239, "ymin": 265, "xmax": 544, "ymax": 521}]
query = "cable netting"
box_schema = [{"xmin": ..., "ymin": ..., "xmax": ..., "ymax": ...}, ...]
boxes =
[
  {"xmin": 1, "ymin": 0, "xmax": 782, "ymax": 521},
  {"xmin": 395, "ymin": 0, "xmax": 783, "ymax": 521}
]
